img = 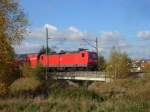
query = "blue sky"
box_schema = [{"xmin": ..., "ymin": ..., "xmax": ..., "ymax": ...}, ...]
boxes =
[{"xmin": 15, "ymin": 0, "xmax": 150, "ymax": 59}]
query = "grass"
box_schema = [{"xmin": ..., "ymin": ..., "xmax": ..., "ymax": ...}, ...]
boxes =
[
  {"xmin": 1, "ymin": 75, "xmax": 150, "ymax": 112},
  {"xmin": 0, "ymin": 96, "xmax": 150, "ymax": 112}
]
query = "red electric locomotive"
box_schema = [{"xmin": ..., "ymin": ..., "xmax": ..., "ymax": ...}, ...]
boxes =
[{"xmin": 26, "ymin": 49, "xmax": 98, "ymax": 70}]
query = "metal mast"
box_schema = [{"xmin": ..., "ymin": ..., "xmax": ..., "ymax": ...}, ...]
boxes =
[{"xmin": 45, "ymin": 27, "xmax": 49, "ymax": 80}]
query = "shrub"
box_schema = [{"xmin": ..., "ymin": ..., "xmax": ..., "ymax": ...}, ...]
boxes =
[
  {"xmin": 143, "ymin": 61, "xmax": 150, "ymax": 73},
  {"xmin": 32, "ymin": 64, "xmax": 44, "ymax": 80},
  {"xmin": 0, "ymin": 83, "xmax": 7, "ymax": 96},
  {"xmin": 9, "ymin": 78, "xmax": 42, "ymax": 97},
  {"xmin": 20, "ymin": 63, "xmax": 33, "ymax": 77},
  {"xmin": 47, "ymin": 81, "xmax": 103, "ymax": 101},
  {"xmin": 98, "ymin": 55, "xmax": 106, "ymax": 71},
  {"xmin": 0, "ymin": 61, "xmax": 21, "ymax": 86},
  {"xmin": 20, "ymin": 63, "xmax": 44, "ymax": 80}
]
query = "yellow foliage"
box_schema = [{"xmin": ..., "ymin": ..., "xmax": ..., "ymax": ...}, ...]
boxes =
[
  {"xmin": 106, "ymin": 48, "xmax": 131, "ymax": 79},
  {"xmin": 0, "ymin": 83, "xmax": 7, "ymax": 96},
  {"xmin": 143, "ymin": 61, "xmax": 150, "ymax": 73},
  {"xmin": 0, "ymin": 0, "xmax": 27, "ymax": 85},
  {"xmin": 20, "ymin": 63, "xmax": 33, "ymax": 77}
]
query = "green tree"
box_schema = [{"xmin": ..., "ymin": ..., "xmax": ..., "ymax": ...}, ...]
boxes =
[
  {"xmin": 106, "ymin": 48, "xmax": 131, "ymax": 79},
  {"xmin": 0, "ymin": 0, "xmax": 27, "ymax": 86}
]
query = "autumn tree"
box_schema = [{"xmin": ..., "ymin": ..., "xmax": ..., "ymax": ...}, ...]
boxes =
[
  {"xmin": 98, "ymin": 55, "xmax": 106, "ymax": 71},
  {"xmin": 38, "ymin": 46, "xmax": 56, "ymax": 54},
  {"xmin": 0, "ymin": 0, "xmax": 27, "ymax": 87},
  {"xmin": 106, "ymin": 48, "xmax": 131, "ymax": 79},
  {"xmin": 143, "ymin": 61, "xmax": 150, "ymax": 73},
  {"xmin": 38, "ymin": 46, "xmax": 56, "ymax": 56}
]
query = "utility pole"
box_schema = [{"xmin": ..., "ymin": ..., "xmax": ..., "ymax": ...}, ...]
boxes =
[
  {"xmin": 96, "ymin": 37, "xmax": 98, "ymax": 57},
  {"xmin": 82, "ymin": 37, "xmax": 99, "ymax": 55},
  {"xmin": 45, "ymin": 27, "xmax": 49, "ymax": 80},
  {"xmin": 96, "ymin": 37, "xmax": 99, "ymax": 70}
]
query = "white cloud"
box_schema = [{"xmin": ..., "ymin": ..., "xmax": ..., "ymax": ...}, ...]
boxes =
[
  {"xmin": 68, "ymin": 26, "xmax": 79, "ymax": 32},
  {"xmin": 63, "ymin": 26, "xmax": 89, "ymax": 40},
  {"xmin": 137, "ymin": 31, "xmax": 150, "ymax": 38},
  {"xmin": 99, "ymin": 31, "xmax": 127, "ymax": 49},
  {"xmin": 26, "ymin": 25, "xmax": 90, "ymax": 40},
  {"xmin": 27, "ymin": 24, "xmax": 57, "ymax": 39},
  {"xmin": 44, "ymin": 24, "xmax": 57, "ymax": 32},
  {"xmin": 27, "ymin": 28, "xmax": 45, "ymax": 39},
  {"xmin": 98, "ymin": 31, "xmax": 150, "ymax": 59},
  {"xmin": 15, "ymin": 25, "xmax": 91, "ymax": 54},
  {"xmin": 15, "ymin": 29, "xmax": 150, "ymax": 59},
  {"xmin": 98, "ymin": 31, "xmax": 129, "ymax": 58},
  {"xmin": 14, "ymin": 42, "xmax": 41, "ymax": 54}
]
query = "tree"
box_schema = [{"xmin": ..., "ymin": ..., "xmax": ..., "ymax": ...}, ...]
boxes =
[
  {"xmin": 0, "ymin": 0, "xmax": 27, "ymax": 44},
  {"xmin": 143, "ymin": 61, "xmax": 150, "ymax": 73},
  {"xmin": 98, "ymin": 55, "xmax": 106, "ymax": 71},
  {"xmin": 0, "ymin": 0, "xmax": 27, "ymax": 86},
  {"xmin": 38, "ymin": 46, "xmax": 56, "ymax": 60},
  {"xmin": 106, "ymin": 48, "xmax": 131, "ymax": 79},
  {"xmin": 38, "ymin": 46, "xmax": 56, "ymax": 54}
]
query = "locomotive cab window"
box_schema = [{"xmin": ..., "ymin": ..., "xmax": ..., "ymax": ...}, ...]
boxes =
[
  {"xmin": 82, "ymin": 53, "xmax": 85, "ymax": 58},
  {"xmin": 89, "ymin": 53, "xmax": 97, "ymax": 59}
]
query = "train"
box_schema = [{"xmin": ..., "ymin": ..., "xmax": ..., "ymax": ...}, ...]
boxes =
[{"xmin": 25, "ymin": 49, "xmax": 98, "ymax": 70}]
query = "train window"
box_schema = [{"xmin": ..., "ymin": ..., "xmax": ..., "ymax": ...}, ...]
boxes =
[
  {"xmin": 89, "ymin": 53, "xmax": 97, "ymax": 59},
  {"xmin": 82, "ymin": 53, "xmax": 85, "ymax": 58}
]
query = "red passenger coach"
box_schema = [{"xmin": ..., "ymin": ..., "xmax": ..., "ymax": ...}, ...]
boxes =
[
  {"xmin": 26, "ymin": 54, "xmax": 38, "ymax": 68},
  {"xmin": 27, "ymin": 49, "xmax": 98, "ymax": 70}
]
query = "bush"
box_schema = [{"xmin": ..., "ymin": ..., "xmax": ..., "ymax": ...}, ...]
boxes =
[
  {"xmin": 46, "ymin": 81, "xmax": 103, "ymax": 101},
  {"xmin": 20, "ymin": 63, "xmax": 44, "ymax": 80},
  {"xmin": 0, "ymin": 61, "xmax": 21, "ymax": 86},
  {"xmin": 143, "ymin": 61, "xmax": 150, "ymax": 73},
  {"xmin": 32, "ymin": 64, "xmax": 44, "ymax": 80},
  {"xmin": 0, "ymin": 83, "xmax": 7, "ymax": 96},
  {"xmin": 98, "ymin": 55, "xmax": 106, "ymax": 71},
  {"xmin": 20, "ymin": 63, "xmax": 33, "ymax": 77},
  {"xmin": 9, "ymin": 78, "xmax": 42, "ymax": 97}
]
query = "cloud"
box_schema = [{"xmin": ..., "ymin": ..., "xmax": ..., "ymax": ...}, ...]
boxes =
[
  {"xmin": 14, "ymin": 25, "xmax": 91, "ymax": 54},
  {"xmin": 27, "ymin": 28, "xmax": 45, "ymax": 39},
  {"xmin": 63, "ymin": 26, "xmax": 89, "ymax": 40},
  {"xmin": 26, "ymin": 25, "xmax": 90, "ymax": 40},
  {"xmin": 44, "ymin": 24, "xmax": 57, "ymax": 32},
  {"xmin": 27, "ymin": 24, "xmax": 57, "ymax": 39},
  {"xmin": 137, "ymin": 31, "xmax": 150, "ymax": 38},
  {"xmin": 98, "ymin": 31, "xmax": 150, "ymax": 59},
  {"xmin": 99, "ymin": 31, "xmax": 127, "ymax": 49},
  {"xmin": 14, "ymin": 42, "xmax": 41, "ymax": 54},
  {"xmin": 98, "ymin": 31, "xmax": 129, "ymax": 58},
  {"xmin": 68, "ymin": 26, "xmax": 79, "ymax": 32},
  {"xmin": 15, "ymin": 30, "xmax": 150, "ymax": 59}
]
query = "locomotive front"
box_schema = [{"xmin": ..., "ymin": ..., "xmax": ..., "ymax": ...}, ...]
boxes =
[{"xmin": 87, "ymin": 51, "xmax": 98, "ymax": 70}]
